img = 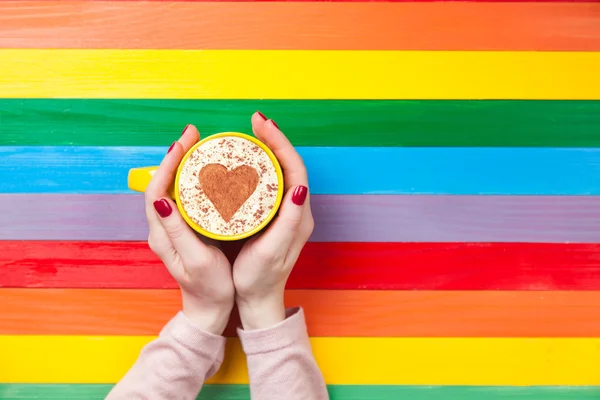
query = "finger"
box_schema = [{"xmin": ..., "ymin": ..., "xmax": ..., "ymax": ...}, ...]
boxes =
[
  {"xmin": 144, "ymin": 140, "xmax": 184, "ymax": 229},
  {"xmin": 251, "ymin": 111, "xmax": 268, "ymax": 137},
  {"xmin": 144, "ymin": 141, "xmax": 186, "ymax": 246},
  {"xmin": 143, "ymin": 143, "xmax": 183, "ymax": 275},
  {"xmin": 147, "ymin": 142, "xmax": 184, "ymax": 197},
  {"xmin": 255, "ymin": 185, "xmax": 308, "ymax": 254},
  {"xmin": 179, "ymin": 124, "xmax": 200, "ymax": 151},
  {"xmin": 147, "ymin": 125, "xmax": 199, "ymax": 198},
  {"xmin": 251, "ymin": 112, "xmax": 308, "ymax": 192},
  {"xmin": 144, "ymin": 125, "xmax": 199, "ymax": 221},
  {"xmin": 152, "ymin": 196, "xmax": 211, "ymax": 265}
]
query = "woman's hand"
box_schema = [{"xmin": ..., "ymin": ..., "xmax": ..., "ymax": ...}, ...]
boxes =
[
  {"xmin": 232, "ymin": 113, "xmax": 314, "ymax": 330},
  {"xmin": 145, "ymin": 125, "xmax": 235, "ymax": 335}
]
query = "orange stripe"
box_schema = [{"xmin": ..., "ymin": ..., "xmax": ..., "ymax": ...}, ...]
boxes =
[
  {"xmin": 0, "ymin": 2, "xmax": 598, "ymax": 50},
  {"xmin": 2, "ymin": 289, "xmax": 600, "ymax": 337}
]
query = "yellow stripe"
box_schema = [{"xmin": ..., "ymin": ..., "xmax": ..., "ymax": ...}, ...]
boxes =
[
  {"xmin": 2, "ymin": 336, "xmax": 600, "ymax": 385},
  {"xmin": 0, "ymin": 50, "xmax": 598, "ymax": 99}
]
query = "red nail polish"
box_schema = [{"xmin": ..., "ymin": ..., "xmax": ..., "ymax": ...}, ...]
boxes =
[
  {"xmin": 292, "ymin": 185, "xmax": 308, "ymax": 206},
  {"xmin": 153, "ymin": 199, "xmax": 173, "ymax": 218},
  {"xmin": 181, "ymin": 124, "xmax": 190, "ymax": 136},
  {"xmin": 257, "ymin": 111, "xmax": 267, "ymax": 121},
  {"xmin": 167, "ymin": 141, "xmax": 176, "ymax": 154},
  {"xmin": 270, "ymin": 120, "xmax": 280, "ymax": 130}
]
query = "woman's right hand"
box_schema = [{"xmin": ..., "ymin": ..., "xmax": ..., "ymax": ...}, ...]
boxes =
[
  {"xmin": 144, "ymin": 125, "xmax": 235, "ymax": 335},
  {"xmin": 232, "ymin": 112, "xmax": 314, "ymax": 330}
]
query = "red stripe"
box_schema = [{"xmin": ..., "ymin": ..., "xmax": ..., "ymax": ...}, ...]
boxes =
[
  {"xmin": 6, "ymin": 0, "xmax": 593, "ymax": 2},
  {"xmin": 1, "ymin": 241, "xmax": 600, "ymax": 290}
]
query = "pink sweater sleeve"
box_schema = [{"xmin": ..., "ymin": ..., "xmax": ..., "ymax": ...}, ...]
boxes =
[
  {"xmin": 237, "ymin": 307, "xmax": 329, "ymax": 400},
  {"xmin": 106, "ymin": 311, "xmax": 226, "ymax": 400}
]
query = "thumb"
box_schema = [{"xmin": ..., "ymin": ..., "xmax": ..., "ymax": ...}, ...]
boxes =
[
  {"xmin": 259, "ymin": 185, "xmax": 308, "ymax": 252},
  {"xmin": 153, "ymin": 197, "xmax": 208, "ymax": 266}
]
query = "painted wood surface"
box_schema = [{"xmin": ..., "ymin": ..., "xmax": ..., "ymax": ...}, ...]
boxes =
[
  {"xmin": 3, "ymin": 195, "xmax": 600, "ymax": 243},
  {"xmin": 0, "ymin": 0, "xmax": 593, "ymax": 3},
  {"xmin": 5, "ymin": 147, "xmax": 600, "ymax": 195},
  {"xmin": 1, "ymin": 50, "xmax": 599, "ymax": 99},
  {"xmin": 2, "ymin": 0, "xmax": 600, "ymax": 395},
  {"xmin": 1, "ymin": 3, "xmax": 598, "ymax": 51},
  {"xmin": 3, "ymin": 100, "xmax": 600, "ymax": 147},
  {"xmin": 3, "ymin": 242, "xmax": 600, "ymax": 290},
  {"xmin": 1, "ymin": 384, "xmax": 599, "ymax": 400},
  {"xmin": 3, "ymin": 289, "xmax": 600, "ymax": 337},
  {"xmin": 4, "ymin": 336, "xmax": 600, "ymax": 384}
]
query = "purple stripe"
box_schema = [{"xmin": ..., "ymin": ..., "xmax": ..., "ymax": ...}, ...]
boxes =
[{"xmin": 1, "ymin": 194, "xmax": 600, "ymax": 243}]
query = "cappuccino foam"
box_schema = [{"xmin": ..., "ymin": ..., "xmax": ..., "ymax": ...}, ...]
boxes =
[{"xmin": 178, "ymin": 136, "xmax": 279, "ymax": 236}]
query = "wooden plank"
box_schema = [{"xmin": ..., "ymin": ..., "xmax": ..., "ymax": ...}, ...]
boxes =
[
  {"xmin": 3, "ymin": 336, "xmax": 600, "ymax": 384},
  {"xmin": 0, "ymin": 50, "xmax": 598, "ymax": 99},
  {"xmin": 1, "ymin": 3, "xmax": 598, "ymax": 51},
  {"xmin": 2, "ymin": 242, "xmax": 600, "ymax": 290},
  {"xmin": 2, "ymin": 195, "xmax": 600, "ymax": 243},
  {"xmin": 4, "ymin": 147, "xmax": 600, "ymax": 195},
  {"xmin": 0, "ymin": 0, "xmax": 594, "ymax": 3},
  {"xmin": 3, "ymin": 100, "xmax": 600, "ymax": 147},
  {"xmin": 2, "ymin": 289, "xmax": 600, "ymax": 337},
  {"xmin": 1, "ymin": 384, "xmax": 599, "ymax": 400}
]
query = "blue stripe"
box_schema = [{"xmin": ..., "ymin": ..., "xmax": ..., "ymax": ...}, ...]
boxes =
[{"xmin": 2, "ymin": 146, "xmax": 600, "ymax": 195}]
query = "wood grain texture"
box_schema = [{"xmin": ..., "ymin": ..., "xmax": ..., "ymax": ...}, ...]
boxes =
[
  {"xmin": 1, "ymin": 384, "xmax": 599, "ymax": 400},
  {"xmin": 1, "ymin": 50, "xmax": 599, "ymax": 99},
  {"xmin": 2, "ymin": 195, "xmax": 600, "ymax": 243},
  {"xmin": 0, "ymin": 0, "xmax": 593, "ymax": 2},
  {"xmin": 2, "ymin": 242, "xmax": 600, "ymax": 290},
  {"xmin": 5, "ymin": 147, "xmax": 600, "ymax": 195},
  {"xmin": 3, "ymin": 289, "xmax": 600, "ymax": 337},
  {"xmin": 1, "ymin": 2, "xmax": 598, "ymax": 51},
  {"xmin": 4, "ymin": 336, "xmax": 600, "ymax": 384},
  {"xmin": 3, "ymin": 100, "xmax": 600, "ymax": 147}
]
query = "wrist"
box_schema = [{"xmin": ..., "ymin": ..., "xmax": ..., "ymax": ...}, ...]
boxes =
[
  {"xmin": 181, "ymin": 292, "xmax": 233, "ymax": 335},
  {"xmin": 236, "ymin": 293, "xmax": 286, "ymax": 331}
]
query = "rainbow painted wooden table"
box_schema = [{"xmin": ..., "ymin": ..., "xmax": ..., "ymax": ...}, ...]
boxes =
[{"xmin": 1, "ymin": 0, "xmax": 600, "ymax": 398}]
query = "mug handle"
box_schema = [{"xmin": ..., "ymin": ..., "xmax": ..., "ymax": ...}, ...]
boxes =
[{"xmin": 128, "ymin": 166, "xmax": 175, "ymax": 198}]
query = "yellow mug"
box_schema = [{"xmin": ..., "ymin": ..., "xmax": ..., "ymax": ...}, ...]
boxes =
[{"xmin": 128, "ymin": 132, "xmax": 285, "ymax": 241}]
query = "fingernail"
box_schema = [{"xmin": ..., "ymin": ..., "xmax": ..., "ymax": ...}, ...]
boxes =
[
  {"xmin": 167, "ymin": 141, "xmax": 176, "ymax": 154},
  {"xmin": 257, "ymin": 111, "xmax": 267, "ymax": 121},
  {"xmin": 181, "ymin": 124, "xmax": 190, "ymax": 136},
  {"xmin": 292, "ymin": 185, "xmax": 308, "ymax": 206},
  {"xmin": 153, "ymin": 199, "xmax": 173, "ymax": 218},
  {"xmin": 270, "ymin": 120, "xmax": 280, "ymax": 130}
]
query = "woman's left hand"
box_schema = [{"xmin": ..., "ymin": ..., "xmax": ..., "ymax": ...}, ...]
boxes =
[
  {"xmin": 232, "ymin": 113, "xmax": 314, "ymax": 330},
  {"xmin": 144, "ymin": 125, "xmax": 235, "ymax": 335}
]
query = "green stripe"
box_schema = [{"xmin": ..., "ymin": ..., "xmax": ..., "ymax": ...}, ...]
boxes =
[
  {"xmin": 1, "ymin": 99, "xmax": 599, "ymax": 147},
  {"xmin": 0, "ymin": 385, "xmax": 598, "ymax": 399}
]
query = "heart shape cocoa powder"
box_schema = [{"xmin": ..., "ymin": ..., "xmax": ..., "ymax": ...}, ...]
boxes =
[{"xmin": 198, "ymin": 164, "xmax": 259, "ymax": 222}]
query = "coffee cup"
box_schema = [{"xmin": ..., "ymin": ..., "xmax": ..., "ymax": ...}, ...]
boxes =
[{"xmin": 128, "ymin": 132, "xmax": 284, "ymax": 241}]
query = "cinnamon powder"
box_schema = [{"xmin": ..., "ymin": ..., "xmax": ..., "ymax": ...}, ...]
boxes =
[{"xmin": 199, "ymin": 164, "xmax": 259, "ymax": 222}]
